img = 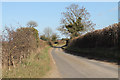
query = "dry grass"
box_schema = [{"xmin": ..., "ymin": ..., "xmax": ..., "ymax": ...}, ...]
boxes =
[{"xmin": 2, "ymin": 46, "xmax": 51, "ymax": 78}]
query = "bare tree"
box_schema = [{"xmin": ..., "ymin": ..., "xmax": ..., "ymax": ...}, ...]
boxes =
[
  {"xmin": 27, "ymin": 21, "xmax": 38, "ymax": 27},
  {"xmin": 58, "ymin": 4, "xmax": 95, "ymax": 39},
  {"xmin": 44, "ymin": 27, "xmax": 53, "ymax": 41}
]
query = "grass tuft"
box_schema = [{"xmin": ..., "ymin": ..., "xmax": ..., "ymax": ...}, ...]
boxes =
[{"xmin": 3, "ymin": 46, "xmax": 51, "ymax": 78}]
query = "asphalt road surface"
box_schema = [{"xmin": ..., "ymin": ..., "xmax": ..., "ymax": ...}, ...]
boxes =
[{"xmin": 51, "ymin": 48, "xmax": 118, "ymax": 78}]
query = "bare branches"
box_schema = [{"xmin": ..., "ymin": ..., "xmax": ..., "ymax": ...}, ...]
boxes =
[
  {"xmin": 58, "ymin": 4, "xmax": 95, "ymax": 38},
  {"xmin": 44, "ymin": 27, "xmax": 53, "ymax": 40},
  {"xmin": 2, "ymin": 26, "xmax": 40, "ymax": 69}
]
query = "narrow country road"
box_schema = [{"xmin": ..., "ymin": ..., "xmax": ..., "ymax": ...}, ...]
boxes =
[{"xmin": 51, "ymin": 48, "xmax": 118, "ymax": 78}]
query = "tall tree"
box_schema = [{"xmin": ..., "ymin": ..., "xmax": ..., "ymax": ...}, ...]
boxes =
[{"xmin": 58, "ymin": 4, "xmax": 95, "ymax": 39}]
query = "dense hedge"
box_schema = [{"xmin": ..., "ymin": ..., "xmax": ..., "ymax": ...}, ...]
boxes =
[
  {"xmin": 66, "ymin": 23, "xmax": 120, "ymax": 62},
  {"xmin": 68, "ymin": 23, "xmax": 119, "ymax": 48},
  {"xmin": 2, "ymin": 27, "xmax": 46, "ymax": 68}
]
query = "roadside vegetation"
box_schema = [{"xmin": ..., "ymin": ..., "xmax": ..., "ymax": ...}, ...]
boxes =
[
  {"xmin": 40, "ymin": 27, "xmax": 60, "ymax": 47},
  {"xmin": 65, "ymin": 23, "xmax": 120, "ymax": 63},
  {"xmin": 57, "ymin": 4, "xmax": 119, "ymax": 64},
  {"xmin": 2, "ymin": 3, "xmax": 119, "ymax": 78},
  {"xmin": 3, "ymin": 46, "xmax": 51, "ymax": 78},
  {"xmin": 2, "ymin": 21, "xmax": 52, "ymax": 78}
]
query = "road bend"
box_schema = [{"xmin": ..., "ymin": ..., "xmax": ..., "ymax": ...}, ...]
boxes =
[{"xmin": 51, "ymin": 48, "xmax": 118, "ymax": 78}]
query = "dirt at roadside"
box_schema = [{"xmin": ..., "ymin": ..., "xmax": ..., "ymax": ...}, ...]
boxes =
[{"xmin": 42, "ymin": 48, "xmax": 61, "ymax": 78}]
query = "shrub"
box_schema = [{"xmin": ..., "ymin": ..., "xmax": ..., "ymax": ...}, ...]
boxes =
[
  {"xmin": 66, "ymin": 23, "xmax": 119, "ymax": 61},
  {"xmin": 2, "ymin": 27, "xmax": 40, "ymax": 68},
  {"xmin": 68, "ymin": 23, "xmax": 119, "ymax": 48}
]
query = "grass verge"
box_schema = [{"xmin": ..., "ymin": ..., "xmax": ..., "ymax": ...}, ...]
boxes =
[{"xmin": 3, "ymin": 46, "xmax": 51, "ymax": 78}]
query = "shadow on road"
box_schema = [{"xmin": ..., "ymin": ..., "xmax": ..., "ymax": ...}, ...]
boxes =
[
  {"xmin": 52, "ymin": 45, "xmax": 66, "ymax": 48},
  {"xmin": 52, "ymin": 44, "xmax": 118, "ymax": 65},
  {"xmin": 63, "ymin": 49, "xmax": 118, "ymax": 65},
  {"xmin": 52, "ymin": 46, "xmax": 62, "ymax": 48}
]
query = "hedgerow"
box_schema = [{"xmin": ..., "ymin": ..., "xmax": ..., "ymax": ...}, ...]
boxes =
[
  {"xmin": 2, "ymin": 27, "xmax": 46, "ymax": 69},
  {"xmin": 68, "ymin": 23, "xmax": 119, "ymax": 48}
]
